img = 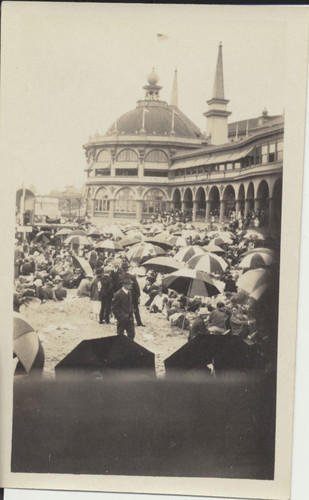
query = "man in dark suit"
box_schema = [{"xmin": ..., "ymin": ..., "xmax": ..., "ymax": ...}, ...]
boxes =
[
  {"xmin": 111, "ymin": 275, "xmax": 135, "ymax": 340},
  {"xmin": 120, "ymin": 261, "xmax": 145, "ymax": 327}
]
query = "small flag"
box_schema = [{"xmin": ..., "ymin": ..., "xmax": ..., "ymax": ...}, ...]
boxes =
[{"xmin": 157, "ymin": 33, "xmax": 168, "ymax": 41}]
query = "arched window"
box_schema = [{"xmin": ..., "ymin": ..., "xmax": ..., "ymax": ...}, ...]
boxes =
[
  {"xmin": 97, "ymin": 149, "xmax": 111, "ymax": 163},
  {"xmin": 144, "ymin": 150, "xmax": 169, "ymax": 177},
  {"xmin": 116, "ymin": 149, "xmax": 138, "ymax": 162},
  {"xmin": 143, "ymin": 189, "xmax": 167, "ymax": 214},
  {"xmin": 95, "ymin": 188, "xmax": 110, "ymax": 212},
  {"xmin": 115, "ymin": 188, "xmax": 136, "ymax": 214},
  {"xmin": 145, "ymin": 150, "xmax": 168, "ymax": 163}
]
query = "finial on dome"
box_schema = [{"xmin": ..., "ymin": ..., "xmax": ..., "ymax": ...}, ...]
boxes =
[
  {"xmin": 147, "ymin": 68, "xmax": 159, "ymax": 85},
  {"xmin": 143, "ymin": 68, "xmax": 162, "ymax": 100}
]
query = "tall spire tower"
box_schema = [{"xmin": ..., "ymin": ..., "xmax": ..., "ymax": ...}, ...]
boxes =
[
  {"xmin": 170, "ymin": 68, "xmax": 179, "ymax": 107},
  {"xmin": 204, "ymin": 42, "xmax": 231, "ymax": 145}
]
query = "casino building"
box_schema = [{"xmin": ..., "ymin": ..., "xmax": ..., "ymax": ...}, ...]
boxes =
[{"xmin": 83, "ymin": 43, "xmax": 283, "ymax": 231}]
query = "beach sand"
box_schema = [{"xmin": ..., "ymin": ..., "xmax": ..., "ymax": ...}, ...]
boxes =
[{"xmin": 20, "ymin": 287, "xmax": 189, "ymax": 377}]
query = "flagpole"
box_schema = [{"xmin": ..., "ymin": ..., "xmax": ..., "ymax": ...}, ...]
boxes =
[
  {"xmin": 21, "ymin": 183, "xmax": 26, "ymax": 242},
  {"xmin": 171, "ymin": 108, "xmax": 175, "ymax": 131},
  {"xmin": 142, "ymin": 107, "xmax": 145, "ymax": 130}
]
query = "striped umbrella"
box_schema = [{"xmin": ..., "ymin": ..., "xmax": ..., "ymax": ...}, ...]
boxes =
[
  {"xmin": 33, "ymin": 231, "xmax": 52, "ymax": 243},
  {"xmin": 239, "ymin": 250, "xmax": 275, "ymax": 269},
  {"xmin": 70, "ymin": 229, "xmax": 88, "ymax": 236},
  {"xmin": 208, "ymin": 230, "xmax": 235, "ymax": 240},
  {"xmin": 249, "ymin": 283, "xmax": 269, "ymax": 301},
  {"xmin": 162, "ymin": 268, "xmax": 221, "ymax": 298},
  {"xmin": 126, "ymin": 242, "xmax": 165, "ymax": 264},
  {"xmin": 95, "ymin": 240, "xmax": 124, "ymax": 252},
  {"xmin": 236, "ymin": 268, "xmax": 269, "ymax": 294},
  {"xmin": 203, "ymin": 243, "xmax": 226, "ymax": 254},
  {"xmin": 119, "ymin": 236, "xmax": 143, "ymax": 247},
  {"xmin": 242, "ymin": 230, "xmax": 265, "ymax": 241},
  {"xmin": 183, "ymin": 223, "xmax": 196, "ymax": 230},
  {"xmin": 65, "ymin": 235, "xmax": 92, "ymax": 246},
  {"xmin": 174, "ymin": 245, "xmax": 206, "ymax": 262},
  {"xmin": 143, "ymin": 256, "xmax": 185, "ymax": 274},
  {"xmin": 167, "ymin": 235, "xmax": 188, "ymax": 247},
  {"xmin": 211, "ymin": 236, "xmax": 234, "ymax": 246},
  {"xmin": 87, "ymin": 227, "xmax": 101, "ymax": 237},
  {"xmin": 187, "ymin": 252, "xmax": 228, "ymax": 274},
  {"xmin": 243, "ymin": 247, "xmax": 275, "ymax": 256},
  {"xmin": 181, "ymin": 229, "xmax": 201, "ymax": 240},
  {"xmin": 13, "ymin": 312, "xmax": 44, "ymax": 375},
  {"xmin": 144, "ymin": 236, "xmax": 173, "ymax": 249},
  {"xmin": 101, "ymin": 225, "xmax": 125, "ymax": 238},
  {"xmin": 125, "ymin": 230, "xmax": 144, "ymax": 239},
  {"xmin": 149, "ymin": 223, "xmax": 165, "ymax": 234},
  {"xmin": 55, "ymin": 228, "xmax": 73, "ymax": 237}
]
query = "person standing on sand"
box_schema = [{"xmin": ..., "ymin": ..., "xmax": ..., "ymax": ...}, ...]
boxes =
[
  {"xmin": 89, "ymin": 267, "xmax": 103, "ymax": 322},
  {"xmin": 99, "ymin": 266, "xmax": 114, "ymax": 324},
  {"xmin": 111, "ymin": 276, "xmax": 135, "ymax": 340}
]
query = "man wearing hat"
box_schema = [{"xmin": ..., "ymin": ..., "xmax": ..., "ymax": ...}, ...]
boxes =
[
  {"xmin": 120, "ymin": 261, "xmax": 145, "ymax": 327},
  {"xmin": 111, "ymin": 275, "xmax": 135, "ymax": 339},
  {"xmin": 99, "ymin": 265, "xmax": 114, "ymax": 324}
]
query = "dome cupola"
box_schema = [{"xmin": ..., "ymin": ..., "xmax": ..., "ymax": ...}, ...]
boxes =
[
  {"xmin": 143, "ymin": 67, "xmax": 162, "ymax": 100},
  {"xmin": 105, "ymin": 69, "xmax": 203, "ymax": 139}
]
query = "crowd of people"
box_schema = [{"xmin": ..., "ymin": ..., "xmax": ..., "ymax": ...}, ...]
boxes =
[
  {"xmin": 143, "ymin": 206, "xmax": 269, "ymax": 229},
  {"xmin": 13, "ymin": 212, "xmax": 280, "ymax": 376}
]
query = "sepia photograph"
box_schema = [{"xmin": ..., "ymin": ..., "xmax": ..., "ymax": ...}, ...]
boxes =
[{"xmin": 1, "ymin": 3, "xmax": 309, "ymax": 500}]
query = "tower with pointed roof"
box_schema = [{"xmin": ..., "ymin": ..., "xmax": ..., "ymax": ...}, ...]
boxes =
[{"xmin": 204, "ymin": 42, "xmax": 231, "ymax": 145}]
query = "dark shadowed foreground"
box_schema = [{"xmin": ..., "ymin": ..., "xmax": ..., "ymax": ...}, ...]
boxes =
[{"xmin": 11, "ymin": 371, "xmax": 276, "ymax": 479}]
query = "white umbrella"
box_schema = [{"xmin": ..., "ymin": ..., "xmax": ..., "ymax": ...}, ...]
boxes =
[
  {"xmin": 187, "ymin": 252, "xmax": 228, "ymax": 274},
  {"xmin": 174, "ymin": 245, "xmax": 206, "ymax": 262}
]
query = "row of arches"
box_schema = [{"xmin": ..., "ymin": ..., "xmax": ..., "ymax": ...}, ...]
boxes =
[
  {"xmin": 174, "ymin": 180, "xmax": 280, "ymax": 212},
  {"xmin": 91, "ymin": 187, "xmax": 168, "ymax": 215},
  {"xmin": 87, "ymin": 177, "xmax": 282, "ymax": 228},
  {"xmin": 94, "ymin": 148, "xmax": 169, "ymax": 164},
  {"xmin": 172, "ymin": 180, "xmax": 282, "ymax": 227}
]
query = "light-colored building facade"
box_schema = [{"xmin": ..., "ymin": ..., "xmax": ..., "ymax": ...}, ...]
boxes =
[
  {"xmin": 35, "ymin": 196, "xmax": 61, "ymax": 219},
  {"xmin": 83, "ymin": 44, "xmax": 283, "ymax": 231}
]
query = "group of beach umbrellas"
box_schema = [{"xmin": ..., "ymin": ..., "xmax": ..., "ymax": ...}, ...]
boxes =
[{"xmin": 32, "ymin": 220, "xmax": 276, "ymax": 303}]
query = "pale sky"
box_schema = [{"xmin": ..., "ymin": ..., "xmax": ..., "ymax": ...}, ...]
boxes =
[{"xmin": 0, "ymin": 3, "xmax": 297, "ymax": 195}]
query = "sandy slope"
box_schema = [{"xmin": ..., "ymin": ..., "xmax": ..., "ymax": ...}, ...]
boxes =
[{"xmin": 20, "ymin": 288, "xmax": 189, "ymax": 378}]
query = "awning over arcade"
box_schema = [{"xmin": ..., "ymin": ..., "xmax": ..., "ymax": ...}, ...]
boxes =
[
  {"xmin": 144, "ymin": 162, "xmax": 169, "ymax": 170},
  {"xmin": 170, "ymin": 145, "xmax": 255, "ymax": 170}
]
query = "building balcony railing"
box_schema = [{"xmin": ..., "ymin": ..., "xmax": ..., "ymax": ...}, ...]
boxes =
[
  {"xmin": 169, "ymin": 161, "xmax": 282, "ymax": 184},
  {"xmin": 86, "ymin": 160, "xmax": 282, "ymax": 186}
]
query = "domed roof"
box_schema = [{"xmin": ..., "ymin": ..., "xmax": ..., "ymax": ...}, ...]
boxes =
[
  {"xmin": 106, "ymin": 104, "xmax": 202, "ymax": 138},
  {"xmin": 105, "ymin": 71, "xmax": 203, "ymax": 139}
]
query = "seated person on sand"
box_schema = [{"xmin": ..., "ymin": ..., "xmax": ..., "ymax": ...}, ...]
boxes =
[
  {"xmin": 167, "ymin": 297, "xmax": 185, "ymax": 320},
  {"xmin": 149, "ymin": 287, "xmax": 169, "ymax": 313},
  {"xmin": 188, "ymin": 306, "xmax": 209, "ymax": 341},
  {"xmin": 77, "ymin": 274, "xmax": 93, "ymax": 297},
  {"xmin": 187, "ymin": 296, "xmax": 202, "ymax": 312},
  {"xmin": 53, "ymin": 275, "xmax": 67, "ymax": 301},
  {"xmin": 40, "ymin": 278, "xmax": 58, "ymax": 302},
  {"xmin": 207, "ymin": 301, "xmax": 231, "ymax": 335},
  {"xmin": 144, "ymin": 282, "xmax": 160, "ymax": 308},
  {"xmin": 229, "ymin": 306, "xmax": 253, "ymax": 338}
]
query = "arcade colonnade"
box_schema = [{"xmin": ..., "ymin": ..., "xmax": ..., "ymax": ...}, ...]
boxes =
[{"xmin": 87, "ymin": 175, "xmax": 282, "ymax": 229}]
